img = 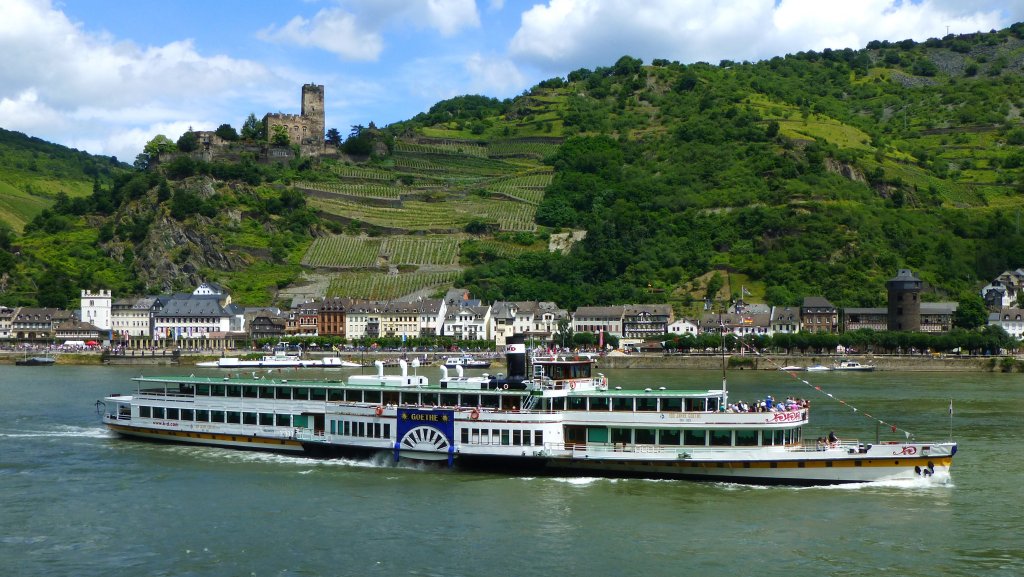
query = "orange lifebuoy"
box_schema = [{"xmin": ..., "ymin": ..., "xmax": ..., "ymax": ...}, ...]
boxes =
[
  {"xmin": 470, "ymin": 408, "xmax": 480, "ymax": 420},
  {"xmin": 375, "ymin": 405, "xmax": 384, "ymax": 417}
]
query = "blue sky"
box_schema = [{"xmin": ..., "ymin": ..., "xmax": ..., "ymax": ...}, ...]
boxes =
[{"xmin": 1, "ymin": 0, "xmax": 1022, "ymax": 162}]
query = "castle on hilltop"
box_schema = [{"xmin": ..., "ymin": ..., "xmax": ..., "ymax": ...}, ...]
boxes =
[
  {"xmin": 262, "ymin": 83, "xmax": 325, "ymax": 156},
  {"xmin": 188, "ymin": 83, "xmax": 328, "ymax": 162}
]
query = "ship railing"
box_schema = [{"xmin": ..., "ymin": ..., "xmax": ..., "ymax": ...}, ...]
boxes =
[{"xmin": 791, "ymin": 439, "xmax": 862, "ymax": 452}]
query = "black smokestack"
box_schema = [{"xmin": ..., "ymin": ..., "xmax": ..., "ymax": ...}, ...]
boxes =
[{"xmin": 505, "ymin": 334, "xmax": 527, "ymax": 379}]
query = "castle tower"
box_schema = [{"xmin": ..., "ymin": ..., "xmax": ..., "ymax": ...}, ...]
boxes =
[
  {"xmin": 81, "ymin": 289, "xmax": 112, "ymax": 331},
  {"xmin": 301, "ymin": 83, "xmax": 325, "ymax": 145},
  {"xmin": 887, "ymin": 269, "xmax": 922, "ymax": 331}
]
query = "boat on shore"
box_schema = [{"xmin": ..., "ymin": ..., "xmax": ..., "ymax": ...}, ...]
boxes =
[
  {"xmin": 441, "ymin": 355, "xmax": 491, "ymax": 369},
  {"xmin": 99, "ymin": 337, "xmax": 957, "ymax": 485},
  {"xmin": 805, "ymin": 364, "xmax": 832, "ymax": 372},
  {"xmin": 15, "ymin": 356, "xmax": 56, "ymax": 366},
  {"xmin": 195, "ymin": 343, "xmax": 360, "ymax": 369},
  {"xmin": 833, "ymin": 360, "xmax": 876, "ymax": 372},
  {"xmin": 778, "ymin": 365, "xmax": 804, "ymax": 372}
]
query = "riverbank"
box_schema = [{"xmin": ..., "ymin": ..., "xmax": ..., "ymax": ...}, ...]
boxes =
[{"xmin": 2, "ymin": 350, "xmax": 1021, "ymax": 371}]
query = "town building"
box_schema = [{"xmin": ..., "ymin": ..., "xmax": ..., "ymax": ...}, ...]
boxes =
[
  {"xmin": 442, "ymin": 303, "xmax": 491, "ymax": 341},
  {"xmin": 842, "ymin": 307, "xmax": 888, "ymax": 332},
  {"xmin": 80, "ymin": 289, "xmax": 111, "ymax": 331},
  {"xmin": 801, "ymin": 296, "xmax": 839, "ymax": 334},
  {"xmin": 989, "ymin": 307, "xmax": 1024, "ymax": 339},
  {"xmin": 770, "ymin": 306, "xmax": 801, "ymax": 334},
  {"xmin": 621, "ymin": 304, "xmax": 673, "ymax": 341},
  {"xmin": 491, "ymin": 301, "xmax": 568, "ymax": 347},
  {"xmin": 571, "ymin": 306, "xmax": 624, "ymax": 338},
  {"xmin": 980, "ymin": 269, "xmax": 1024, "ymax": 310}
]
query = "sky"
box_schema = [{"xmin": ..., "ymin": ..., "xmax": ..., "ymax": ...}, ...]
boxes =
[{"xmin": 1, "ymin": 0, "xmax": 1022, "ymax": 163}]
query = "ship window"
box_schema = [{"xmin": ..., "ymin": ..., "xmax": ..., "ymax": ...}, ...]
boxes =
[
  {"xmin": 276, "ymin": 414, "xmax": 290, "ymax": 427},
  {"xmin": 364, "ymin": 391, "xmax": 382, "ymax": 404},
  {"xmin": 259, "ymin": 413, "xmax": 273, "ymax": 426},
  {"xmin": 152, "ymin": 407, "xmax": 165, "ymax": 419},
  {"xmin": 181, "ymin": 409, "xmax": 194, "ymax": 421},
  {"xmin": 358, "ymin": 422, "xmax": 365, "ymax": 437},
  {"xmin": 471, "ymin": 429, "xmax": 480, "ymax": 444},
  {"xmin": 328, "ymin": 389, "xmax": 343, "ymax": 402},
  {"xmin": 612, "ymin": 397, "xmax": 633, "ymax": 411},
  {"xmin": 421, "ymin": 393, "xmax": 439, "ymax": 406},
  {"xmin": 569, "ymin": 397, "xmax": 586, "ymax": 410},
  {"xmin": 480, "ymin": 395, "xmax": 499, "ymax": 409},
  {"xmin": 139, "ymin": 406, "xmax": 151, "ymax": 418},
  {"xmin": 513, "ymin": 430, "xmax": 522, "ymax": 446},
  {"xmin": 227, "ymin": 385, "xmax": 242, "ymax": 397},
  {"xmin": 343, "ymin": 421, "xmax": 350, "ymax": 435},
  {"xmin": 257, "ymin": 386, "xmax": 273, "ymax": 399},
  {"xmin": 710, "ymin": 430, "xmax": 732, "ymax": 446},
  {"xmin": 534, "ymin": 430, "xmax": 543, "ymax": 446},
  {"xmin": 211, "ymin": 410, "xmax": 225, "ymax": 423},
  {"xmin": 330, "ymin": 421, "xmax": 335, "ymax": 435},
  {"xmin": 441, "ymin": 393, "xmax": 459, "ymax": 407},
  {"xmin": 374, "ymin": 423, "xmax": 381, "ymax": 438},
  {"xmin": 293, "ymin": 388, "xmax": 309, "ymax": 401},
  {"xmin": 310, "ymin": 388, "xmax": 327, "ymax": 401},
  {"xmin": 196, "ymin": 384, "xmax": 210, "ymax": 396},
  {"xmin": 634, "ymin": 429, "xmax": 656, "ymax": 444},
  {"xmin": 636, "ymin": 397, "xmax": 658, "ymax": 412},
  {"xmin": 736, "ymin": 430, "xmax": 758, "ymax": 446},
  {"xmin": 523, "ymin": 430, "xmax": 532, "ymax": 445},
  {"xmin": 196, "ymin": 410, "xmax": 209, "ymax": 422},
  {"xmin": 462, "ymin": 429, "xmax": 469, "ymax": 443},
  {"xmin": 491, "ymin": 429, "xmax": 500, "ymax": 445},
  {"xmin": 211, "ymin": 384, "xmax": 225, "ymax": 396},
  {"xmin": 683, "ymin": 429, "xmax": 706, "ymax": 446},
  {"xmin": 399, "ymin": 392, "xmax": 416, "ymax": 405},
  {"xmin": 501, "ymin": 430, "xmax": 510, "ymax": 445},
  {"xmin": 479, "ymin": 429, "xmax": 488, "ymax": 444},
  {"xmin": 459, "ymin": 393, "xmax": 478, "ymax": 407},
  {"xmin": 611, "ymin": 428, "xmax": 632, "ymax": 445},
  {"xmin": 589, "ymin": 397, "xmax": 610, "ymax": 411},
  {"xmin": 686, "ymin": 398, "xmax": 708, "ymax": 411},
  {"xmin": 346, "ymin": 390, "xmax": 362, "ymax": 402},
  {"xmin": 383, "ymin": 424, "xmax": 390, "ymax": 439},
  {"xmin": 772, "ymin": 430, "xmax": 785, "ymax": 446},
  {"xmin": 659, "ymin": 430, "xmax": 681, "ymax": 445},
  {"xmin": 660, "ymin": 398, "xmax": 682, "ymax": 412},
  {"xmin": 227, "ymin": 411, "xmax": 241, "ymax": 424},
  {"xmin": 550, "ymin": 398, "xmax": 565, "ymax": 411},
  {"xmin": 243, "ymin": 412, "xmax": 257, "ymax": 425}
]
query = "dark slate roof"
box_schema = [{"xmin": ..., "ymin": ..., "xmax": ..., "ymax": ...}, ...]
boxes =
[{"xmin": 155, "ymin": 295, "xmax": 227, "ymax": 318}]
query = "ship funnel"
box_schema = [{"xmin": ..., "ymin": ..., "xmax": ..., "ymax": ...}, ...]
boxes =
[
  {"xmin": 505, "ymin": 334, "xmax": 527, "ymax": 379},
  {"xmin": 440, "ymin": 366, "xmax": 449, "ymax": 380}
]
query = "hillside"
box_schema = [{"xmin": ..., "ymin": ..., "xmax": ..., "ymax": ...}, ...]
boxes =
[
  {"xmin": 1, "ymin": 24, "xmax": 1024, "ymax": 312},
  {"xmin": 0, "ymin": 128, "xmax": 125, "ymax": 232}
]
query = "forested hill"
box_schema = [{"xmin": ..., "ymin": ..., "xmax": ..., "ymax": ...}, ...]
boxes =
[
  {"xmin": 452, "ymin": 24, "xmax": 1024, "ymax": 309},
  {"xmin": 2, "ymin": 25, "xmax": 1024, "ymax": 313}
]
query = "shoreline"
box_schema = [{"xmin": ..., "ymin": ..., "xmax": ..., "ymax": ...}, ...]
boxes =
[{"xmin": 1, "ymin": 350, "xmax": 1020, "ymax": 372}]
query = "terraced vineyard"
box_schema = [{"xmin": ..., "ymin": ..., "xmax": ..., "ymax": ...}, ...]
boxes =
[
  {"xmin": 381, "ymin": 236, "xmax": 460, "ymax": 265},
  {"xmin": 302, "ymin": 236, "xmax": 383, "ymax": 268},
  {"xmin": 327, "ymin": 270, "xmax": 461, "ymax": 300},
  {"xmin": 296, "ymin": 181, "xmax": 403, "ymax": 200},
  {"xmin": 394, "ymin": 140, "xmax": 489, "ymax": 157},
  {"xmin": 330, "ymin": 164, "xmax": 394, "ymax": 180}
]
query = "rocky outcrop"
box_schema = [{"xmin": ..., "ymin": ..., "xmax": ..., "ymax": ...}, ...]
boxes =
[{"xmin": 823, "ymin": 158, "xmax": 867, "ymax": 184}]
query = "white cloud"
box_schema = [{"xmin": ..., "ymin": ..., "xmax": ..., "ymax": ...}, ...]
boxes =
[
  {"xmin": 0, "ymin": 0, "xmax": 283, "ymax": 161},
  {"xmin": 257, "ymin": 8, "xmax": 385, "ymax": 61},
  {"xmin": 508, "ymin": 0, "xmax": 1017, "ymax": 72},
  {"xmin": 424, "ymin": 0, "xmax": 481, "ymax": 37},
  {"xmin": 464, "ymin": 53, "xmax": 526, "ymax": 95}
]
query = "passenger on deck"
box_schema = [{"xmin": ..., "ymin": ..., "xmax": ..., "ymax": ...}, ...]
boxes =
[{"xmin": 828, "ymin": 431, "xmax": 839, "ymax": 447}]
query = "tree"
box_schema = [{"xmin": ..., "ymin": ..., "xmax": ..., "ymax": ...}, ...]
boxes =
[
  {"xmin": 270, "ymin": 125, "xmax": 290, "ymax": 146},
  {"xmin": 325, "ymin": 128, "xmax": 342, "ymax": 147},
  {"xmin": 215, "ymin": 123, "xmax": 239, "ymax": 141},
  {"xmin": 953, "ymin": 293, "xmax": 988, "ymax": 330},
  {"xmin": 143, "ymin": 135, "xmax": 176, "ymax": 156},
  {"xmin": 241, "ymin": 113, "xmax": 264, "ymax": 140},
  {"xmin": 176, "ymin": 129, "xmax": 198, "ymax": 153}
]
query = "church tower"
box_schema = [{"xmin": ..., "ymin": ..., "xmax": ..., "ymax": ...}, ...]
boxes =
[{"xmin": 301, "ymin": 84, "xmax": 325, "ymax": 145}]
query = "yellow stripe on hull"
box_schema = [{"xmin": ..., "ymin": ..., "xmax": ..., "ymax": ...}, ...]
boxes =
[{"xmin": 106, "ymin": 423, "xmax": 304, "ymax": 452}]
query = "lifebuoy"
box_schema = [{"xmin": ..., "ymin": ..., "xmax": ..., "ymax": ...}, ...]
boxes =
[
  {"xmin": 374, "ymin": 405, "xmax": 384, "ymax": 416},
  {"xmin": 470, "ymin": 408, "xmax": 480, "ymax": 420},
  {"xmin": 502, "ymin": 383, "xmax": 509, "ymax": 390}
]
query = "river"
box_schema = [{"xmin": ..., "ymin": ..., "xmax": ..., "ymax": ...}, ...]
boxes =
[{"xmin": 1, "ymin": 365, "xmax": 1021, "ymax": 577}]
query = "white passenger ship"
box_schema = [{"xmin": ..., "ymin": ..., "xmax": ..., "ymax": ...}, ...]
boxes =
[
  {"xmin": 99, "ymin": 338, "xmax": 956, "ymax": 485},
  {"xmin": 195, "ymin": 342, "xmax": 361, "ymax": 369}
]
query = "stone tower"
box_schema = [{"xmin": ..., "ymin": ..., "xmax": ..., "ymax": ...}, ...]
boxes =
[
  {"xmin": 887, "ymin": 269, "xmax": 922, "ymax": 331},
  {"xmin": 301, "ymin": 83, "xmax": 325, "ymax": 145}
]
